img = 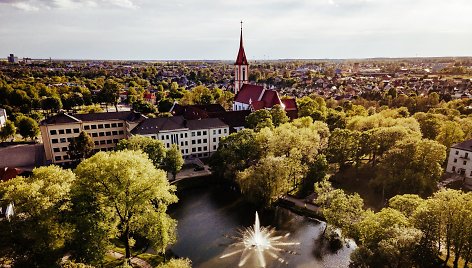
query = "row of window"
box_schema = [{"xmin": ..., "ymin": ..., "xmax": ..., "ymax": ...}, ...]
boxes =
[
  {"xmin": 88, "ymin": 130, "xmax": 124, "ymax": 138},
  {"xmin": 94, "ymin": 139, "xmax": 119, "ymax": 145},
  {"xmin": 52, "ymin": 137, "xmax": 73, "ymax": 144},
  {"xmin": 191, "ymin": 146, "xmax": 208, "ymax": 153},
  {"xmin": 451, "ymin": 166, "xmax": 472, "ymax": 176},
  {"xmin": 50, "ymin": 128, "xmax": 80, "ymax": 135},
  {"xmin": 55, "ymin": 155, "xmax": 70, "ymax": 161},
  {"xmin": 84, "ymin": 122, "xmax": 124, "ymax": 130},
  {"xmin": 453, "ymin": 158, "xmax": 468, "ymax": 165},
  {"xmin": 161, "ymin": 129, "xmax": 227, "ymax": 141}
]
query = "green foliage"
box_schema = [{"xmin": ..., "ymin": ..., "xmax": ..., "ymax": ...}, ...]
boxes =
[
  {"xmin": 68, "ymin": 131, "xmax": 94, "ymax": 161},
  {"xmin": 156, "ymin": 258, "xmax": 192, "ymax": 268},
  {"xmin": 0, "ymin": 120, "xmax": 16, "ymax": 141},
  {"xmin": 0, "ymin": 166, "xmax": 75, "ymax": 267},
  {"xmin": 116, "ymin": 136, "xmax": 166, "ymax": 168},
  {"xmin": 41, "ymin": 96, "xmax": 63, "ymax": 113},
  {"xmin": 132, "ymin": 100, "xmax": 157, "ymax": 114},
  {"xmin": 74, "ymin": 150, "xmax": 178, "ymax": 263},
  {"xmin": 270, "ymin": 104, "xmax": 289, "ymax": 127},
  {"xmin": 326, "ymin": 128, "xmax": 360, "ymax": 169},
  {"xmin": 16, "ymin": 115, "xmax": 39, "ymax": 140},
  {"xmin": 297, "ymin": 95, "xmax": 327, "ymax": 121},
  {"xmin": 163, "ymin": 144, "xmax": 184, "ymax": 180},
  {"xmin": 436, "ymin": 121, "xmax": 465, "ymax": 149},
  {"xmin": 245, "ymin": 109, "xmax": 273, "ymax": 131}
]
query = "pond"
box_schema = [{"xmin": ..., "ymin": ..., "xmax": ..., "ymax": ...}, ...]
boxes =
[{"xmin": 169, "ymin": 184, "xmax": 355, "ymax": 268}]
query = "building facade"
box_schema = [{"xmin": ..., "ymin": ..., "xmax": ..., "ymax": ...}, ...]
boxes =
[
  {"xmin": 131, "ymin": 116, "xmax": 229, "ymax": 158},
  {"xmin": 0, "ymin": 108, "xmax": 7, "ymax": 129},
  {"xmin": 40, "ymin": 111, "xmax": 145, "ymax": 164},
  {"xmin": 446, "ymin": 139, "xmax": 472, "ymax": 185}
]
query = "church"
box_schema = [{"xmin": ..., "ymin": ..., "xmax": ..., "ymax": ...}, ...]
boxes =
[{"xmin": 232, "ymin": 23, "xmax": 298, "ymax": 118}]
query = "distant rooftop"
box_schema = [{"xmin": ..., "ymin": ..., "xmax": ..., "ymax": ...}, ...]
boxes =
[{"xmin": 452, "ymin": 139, "xmax": 472, "ymax": 152}]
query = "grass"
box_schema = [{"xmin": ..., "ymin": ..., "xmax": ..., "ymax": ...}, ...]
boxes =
[{"xmin": 104, "ymin": 242, "xmax": 166, "ymax": 268}]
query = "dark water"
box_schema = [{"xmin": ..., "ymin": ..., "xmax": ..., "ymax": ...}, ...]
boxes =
[{"xmin": 169, "ymin": 185, "xmax": 355, "ymax": 268}]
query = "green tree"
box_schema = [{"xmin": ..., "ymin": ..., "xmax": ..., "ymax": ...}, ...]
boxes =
[
  {"xmin": 0, "ymin": 120, "xmax": 16, "ymax": 141},
  {"xmin": 74, "ymin": 150, "xmax": 178, "ymax": 265},
  {"xmin": 116, "ymin": 136, "xmax": 166, "ymax": 168},
  {"xmin": 16, "ymin": 115, "xmax": 39, "ymax": 140},
  {"xmin": 99, "ymin": 79, "xmax": 121, "ymax": 112},
  {"xmin": 156, "ymin": 258, "xmax": 192, "ymax": 268},
  {"xmin": 0, "ymin": 166, "xmax": 75, "ymax": 267},
  {"xmin": 163, "ymin": 144, "xmax": 184, "ymax": 180},
  {"xmin": 132, "ymin": 100, "xmax": 157, "ymax": 114},
  {"xmin": 41, "ymin": 96, "xmax": 63, "ymax": 114},
  {"xmin": 436, "ymin": 121, "xmax": 465, "ymax": 149},
  {"xmin": 68, "ymin": 131, "xmax": 94, "ymax": 161},
  {"xmin": 270, "ymin": 104, "xmax": 289, "ymax": 127},
  {"xmin": 326, "ymin": 128, "xmax": 360, "ymax": 170},
  {"xmin": 245, "ymin": 109, "xmax": 273, "ymax": 131}
]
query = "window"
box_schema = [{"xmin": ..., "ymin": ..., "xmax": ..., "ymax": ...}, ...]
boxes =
[
  {"xmin": 213, "ymin": 138, "xmax": 216, "ymax": 142},
  {"xmin": 67, "ymin": 138, "xmax": 72, "ymax": 142},
  {"xmin": 213, "ymin": 145, "xmax": 217, "ymax": 150},
  {"xmin": 100, "ymin": 140, "xmax": 106, "ymax": 145},
  {"xmin": 181, "ymin": 142, "xmax": 184, "ymax": 146},
  {"xmin": 198, "ymin": 139, "xmax": 201, "ymax": 144},
  {"xmin": 53, "ymin": 148, "xmax": 60, "ymax": 152},
  {"xmin": 98, "ymin": 124, "xmax": 104, "ymax": 129},
  {"xmin": 91, "ymin": 125, "xmax": 97, "ymax": 130},
  {"xmin": 104, "ymin": 124, "xmax": 111, "ymax": 128},
  {"xmin": 452, "ymin": 166, "xmax": 456, "ymax": 172},
  {"xmin": 59, "ymin": 129, "xmax": 65, "ymax": 135},
  {"xmin": 185, "ymin": 133, "xmax": 188, "ymax": 138},
  {"xmin": 454, "ymin": 159, "xmax": 458, "ymax": 163},
  {"xmin": 118, "ymin": 130, "xmax": 124, "ymax": 135},
  {"xmin": 99, "ymin": 132, "xmax": 105, "ymax": 137},
  {"xmin": 62, "ymin": 147, "xmax": 68, "ymax": 152},
  {"xmin": 224, "ymin": 129, "xmax": 227, "ymax": 134},
  {"xmin": 203, "ymin": 131, "xmax": 207, "ymax": 135},
  {"xmin": 106, "ymin": 132, "xmax": 111, "ymax": 136},
  {"xmin": 92, "ymin": 133, "xmax": 98, "ymax": 137},
  {"xmin": 203, "ymin": 139, "xmax": 207, "ymax": 143},
  {"xmin": 180, "ymin": 133, "xmax": 183, "ymax": 138},
  {"xmin": 50, "ymin": 130, "xmax": 57, "ymax": 135},
  {"xmin": 456, "ymin": 150, "xmax": 459, "ymax": 155},
  {"xmin": 213, "ymin": 130, "xmax": 216, "ymax": 135},
  {"xmin": 73, "ymin": 128, "xmax": 79, "ymax": 133},
  {"xmin": 113, "ymin": 139, "xmax": 119, "ymax": 143},
  {"xmin": 55, "ymin": 156, "xmax": 61, "ymax": 161},
  {"xmin": 52, "ymin": 139, "xmax": 58, "ymax": 144},
  {"xmin": 94, "ymin": 141, "xmax": 99, "ymax": 145},
  {"xmin": 60, "ymin": 138, "xmax": 66, "ymax": 143},
  {"xmin": 111, "ymin": 123, "xmax": 117, "ymax": 128},
  {"xmin": 218, "ymin": 129, "xmax": 221, "ymax": 134},
  {"xmin": 191, "ymin": 132, "xmax": 195, "ymax": 137},
  {"xmin": 84, "ymin": 125, "xmax": 90, "ymax": 130},
  {"xmin": 63, "ymin": 155, "xmax": 69, "ymax": 160},
  {"xmin": 66, "ymin": 129, "xmax": 72, "ymax": 134},
  {"xmin": 464, "ymin": 161, "xmax": 467, "ymax": 165},
  {"xmin": 117, "ymin": 123, "xmax": 124, "ymax": 127},
  {"xmin": 466, "ymin": 153, "xmax": 469, "ymax": 158},
  {"xmin": 107, "ymin": 140, "xmax": 113, "ymax": 144},
  {"xmin": 203, "ymin": 146, "xmax": 207, "ymax": 151},
  {"xmin": 166, "ymin": 135, "xmax": 170, "ymax": 140},
  {"xmin": 185, "ymin": 141, "xmax": 188, "ymax": 146},
  {"xmin": 192, "ymin": 148, "xmax": 196, "ymax": 152},
  {"xmin": 197, "ymin": 131, "xmax": 201, "ymax": 136},
  {"xmin": 112, "ymin": 131, "xmax": 118, "ymax": 135},
  {"xmin": 192, "ymin": 140, "xmax": 196, "ymax": 145}
]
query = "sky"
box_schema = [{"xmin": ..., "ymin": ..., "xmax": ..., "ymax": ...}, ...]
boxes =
[{"xmin": 1, "ymin": 0, "xmax": 472, "ymax": 60}]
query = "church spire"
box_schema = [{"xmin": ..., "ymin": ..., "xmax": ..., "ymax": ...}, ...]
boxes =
[{"xmin": 235, "ymin": 21, "xmax": 248, "ymax": 65}]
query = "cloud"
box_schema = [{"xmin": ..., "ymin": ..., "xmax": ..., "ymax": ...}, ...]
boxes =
[{"xmin": 0, "ymin": 0, "xmax": 136, "ymax": 10}]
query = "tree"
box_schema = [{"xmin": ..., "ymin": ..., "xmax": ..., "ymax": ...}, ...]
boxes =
[
  {"xmin": 41, "ymin": 96, "xmax": 63, "ymax": 114},
  {"xmin": 156, "ymin": 258, "xmax": 192, "ymax": 268},
  {"xmin": 99, "ymin": 79, "xmax": 121, "ymax": 112},
  {"xmin": 116, "ymin": 136, "xmax": 166, "ymax": 168},
  {"xmin": 245, "ymin": 109, "xmax": 273, "ymax": 131},
  {"xmin": 74, "ymin": 150, "xmax": 178, "ymax": 265},
  {"xmin": 132, "ymin": 99, "xmax": 157, "ymax": 114},
  {"xmin": 270, "ymin": 104, "xmax": 289, "ymax": 127},
  {"xmin": 0, "ymin": 166, "xmax": 75, "ymax": 267},
  {"xmin": 163, "ymin": 144, "xmax": 184, "ymax": 180},
  {"xmin": 68, "ymin": 131, "xmax": 94, "ymax": 161},
  {"xmin": 297, "ymin": 96, "xmax": 327, "ymax": 121},
  {"xmin": 0, "ymin": 120, "xmax": 16, "ymax": 141},
  {"xmin": 326, "ymin": 128, "xmax": 360, "ymax": 170},
  {"xmin": 436, "ymin": 121, "xmax": 465, "ymax": 149},
  {"xmin": 16, "ymin": 115, "xmax": 39, "ymax": 140}
]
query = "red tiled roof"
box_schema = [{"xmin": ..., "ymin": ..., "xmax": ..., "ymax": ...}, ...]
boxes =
[
  {"xmin": 261, "ymin": 90, "xmax": 282, "ymax": 108},
  {"xmin": 0, "ymin": 167, "xmax": 22, "ymax": 182},
  {"xmin": 235, "ymin": 28, "xmax": 248, "ymax": 65},
  {"xmin": 251, "ymin": 101, "xmax": 265, "ymax": 111},
  {"xmin": 234, "ymin": 84, "xmax": 264, "ymax": 104},
  {"xmin": 282, "ymin": 98, "xmax": 297, "ymax": 111}
]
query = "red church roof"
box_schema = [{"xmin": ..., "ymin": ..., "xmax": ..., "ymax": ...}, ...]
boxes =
[
  {"xmin": 235, "ymin": 26, "xmax": 248, "ymax": 65},
  {"xmin": 260, "ymin": 90, "xmax": 282, "ymax": 108},
  {"xmin": 282, "ymin": 98, "xmax": 297, "ymax": 111},
  {"xmin": 234, "ymin": 84, "xmax": 264, "ymax": 104}
]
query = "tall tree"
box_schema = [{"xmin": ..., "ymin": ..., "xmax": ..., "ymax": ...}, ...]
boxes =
[
  {"xmin": 116, "ymin": 136, "xmax": 166, "ymax": 168},
  {"xmin": 68, "ymin": 131, "xmax": 94, "ymax": 162},
  {"xmin": 270, "ymin": 104, "xmax": 289, "ymax": 127},
  {"xmin": 74, "ymin": 150, "xmax": 178, "ymax": 265},
  {"xmin": 245, "ymin": 109, "xmax": 273, "ymax": 131},
  {"xmin": 16, "ymin": 115, "xmax": 39, "ymax": 140},
  {"xmin": 0, "ymin": 120, "xmax": 16, "ymax": 141},
  {"xmin": 163, "ymin": 144, "xmax": 184, "ymax": 181}
]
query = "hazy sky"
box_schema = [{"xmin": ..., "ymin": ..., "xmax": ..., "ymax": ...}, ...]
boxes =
[{"xmin": 1, "ymin": 0, "xmax": 471, "ymax": 60}]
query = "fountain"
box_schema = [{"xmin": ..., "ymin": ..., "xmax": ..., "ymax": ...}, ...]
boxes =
[{"xmin": 220, "ymin": 212, "xmax": 300, "ymax": 267}]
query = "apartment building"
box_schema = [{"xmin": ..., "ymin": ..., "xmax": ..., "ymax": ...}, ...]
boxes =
[
  {"xmin": 40, "ymin": 111, "xmax": 145, "ymax": 164},
  {"xmin": 0, "ymin": 108, "xmax": 7, "ymax": 128},
  {"xmin": 446, "ymin": 139, "xmax": 472, "ymax": 186},
  {"xmin": 131, "ymin": 116, "xmax": 229, "ymax": 158}
]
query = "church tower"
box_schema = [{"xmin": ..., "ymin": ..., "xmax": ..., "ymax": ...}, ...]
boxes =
[{"xmin": 234, "ymin": 21, "xmax": 248, "ymax": 95}]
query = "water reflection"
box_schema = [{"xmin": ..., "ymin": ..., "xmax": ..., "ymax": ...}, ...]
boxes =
[{"xmin": 169, "ymin": 185, "xmax": 354, "ymax": 268}]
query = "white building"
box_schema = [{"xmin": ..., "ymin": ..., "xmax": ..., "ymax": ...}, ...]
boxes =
[
  {"xmin": 131, "ymin": 116, "xmax": 229, "ymax": 158},
  {"xmin": 446, "ymin": 139, "xmax": 472, "ymax": 185},
  {"xmin": 0, "ymin": 108, "xmax": 7, "ymax": 129}
]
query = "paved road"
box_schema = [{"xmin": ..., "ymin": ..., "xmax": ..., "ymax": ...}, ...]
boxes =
[{"xmin": 282, "ymin": 195, "xmax": 322, "ymax": 215}]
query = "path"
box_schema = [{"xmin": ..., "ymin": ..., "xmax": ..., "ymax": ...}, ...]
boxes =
[
  {"xmin": 108, "ymin": 251, "xmax": 153, "ymax": 268},
  {"xmin": 281, "ymin": 195, "xmax": 322, "ymax": 215}
]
